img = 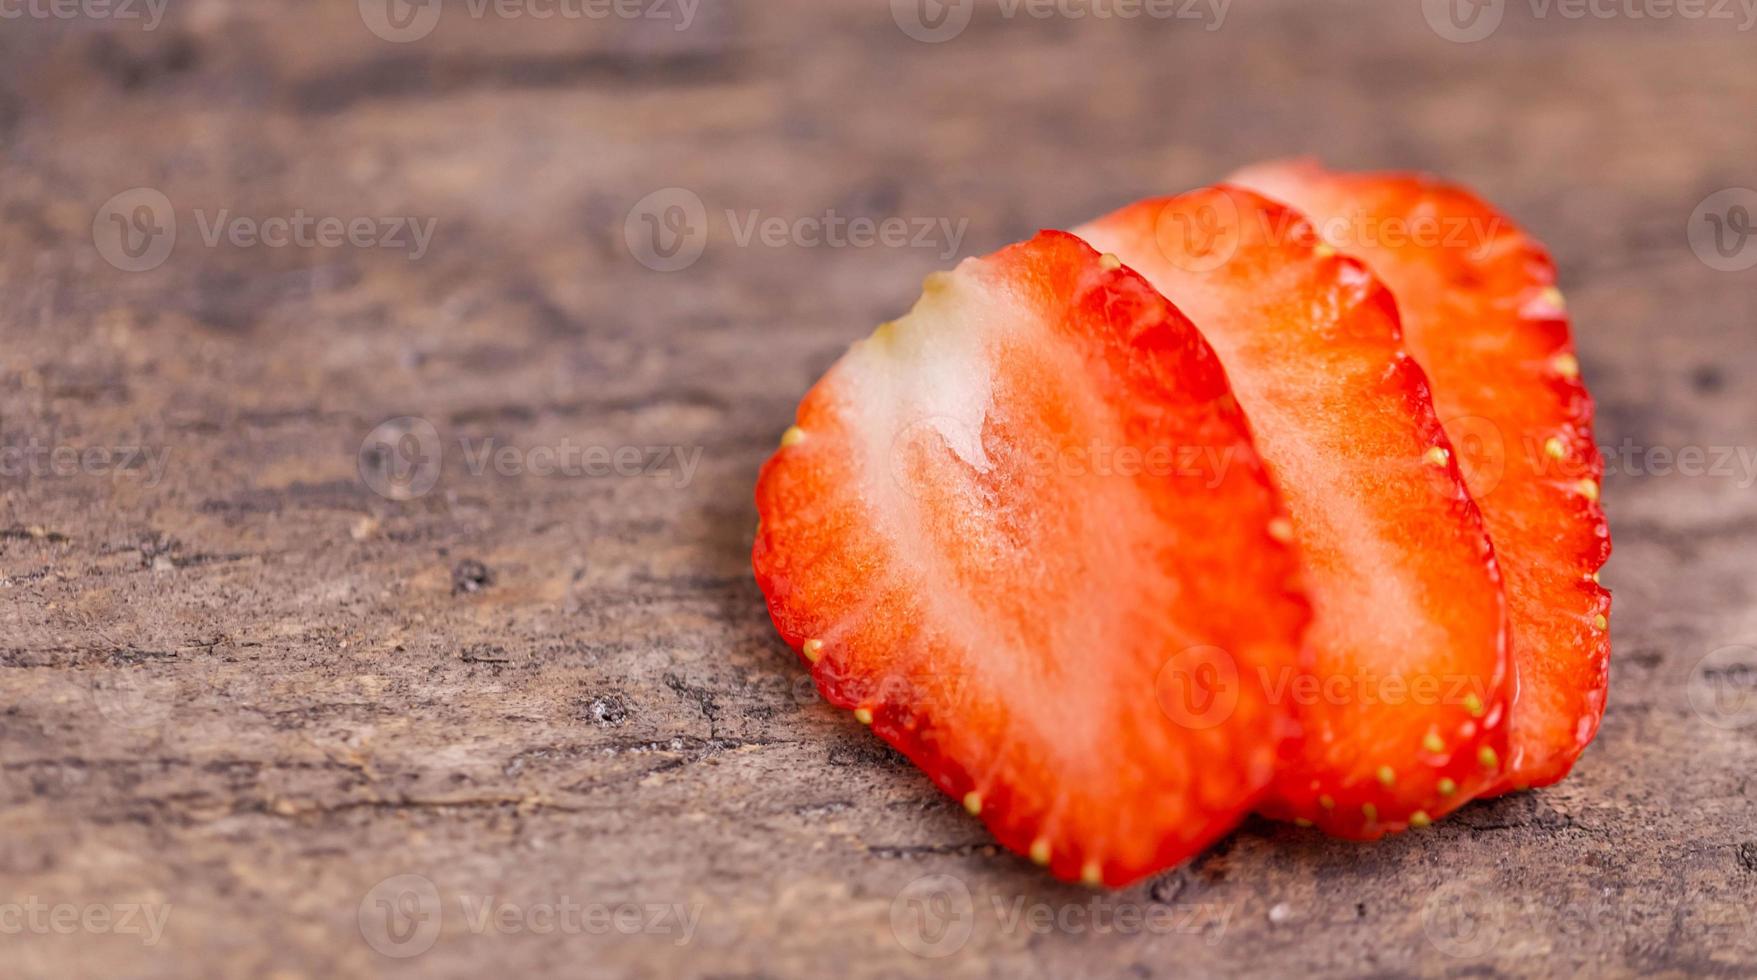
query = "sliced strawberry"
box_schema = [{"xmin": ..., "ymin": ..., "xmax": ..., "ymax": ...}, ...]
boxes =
[
  {"xmin": 1077, "ymin": 189, "xmax": 1511, "ymax": 837},
  {"xmin": 753, "ymin": 230, "xmax": 1309, "ymax": 886},
  {"xmin": 1230, "ymin": 161, "xmax": 1612, "ymax": 793}
]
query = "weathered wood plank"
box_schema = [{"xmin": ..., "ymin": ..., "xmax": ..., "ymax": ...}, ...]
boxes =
[{"xmin": 3, "ymin": 2, "xmax": 1756, "ymax": 977}]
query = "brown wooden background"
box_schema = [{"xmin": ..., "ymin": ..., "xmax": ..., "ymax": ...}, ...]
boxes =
[{"xmin": 4, "ymin": 1, "xmax": 1757, "ymax": 976}]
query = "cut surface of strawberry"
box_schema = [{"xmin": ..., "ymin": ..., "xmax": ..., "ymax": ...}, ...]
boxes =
[
  {"xmin": 1230, "ymin": 161, "xmax": 1612, "ymax": 793},
  {"xmin": 1077, "ymin": 189, "xmax": 1511, "ymax": 837},
  {"xmin": 752, "ymin": 231, "xmax": 1309, "ymax": 886}
]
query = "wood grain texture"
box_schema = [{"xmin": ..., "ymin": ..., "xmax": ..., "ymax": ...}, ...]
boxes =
[{"xmin": 3, "ymin": 1, "xmax": 1756, "ymax": 977}]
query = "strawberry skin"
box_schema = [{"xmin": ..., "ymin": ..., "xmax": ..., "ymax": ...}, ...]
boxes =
[
  {"xmin": 753, "ymin": 231, "xmax": 1310, "ymax": 886},
  {"xmin": 1077, "ymin": 189, "xmax": 1512, "ymax": 837},
  {"xmin": 1230, "ymin": 161, "xmax": 1612, "ymax": 793}
]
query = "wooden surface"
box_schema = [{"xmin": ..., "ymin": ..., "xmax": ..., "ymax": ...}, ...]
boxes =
[{"xmin": 4, "ymin": 2, "xmax": 1757, "ymax": 977}]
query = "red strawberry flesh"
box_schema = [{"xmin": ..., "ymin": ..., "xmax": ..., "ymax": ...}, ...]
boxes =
[
  {"xmin": 1230, "ymin": 161, "xmax": 1612, "ymax": 792},
  {"xmin": 753, "ymin": 231, "xmax": 1309, "ymax": 885},
  {"xmin": 1077, "ymin": 189, "xmax": 1512, "ymax": 837}
]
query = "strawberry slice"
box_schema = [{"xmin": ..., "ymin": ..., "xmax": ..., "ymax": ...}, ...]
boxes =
[
  {"xmin": 753, "ymin": 230, "xmax": 1309, "ymax": 886},
  {"xmin": 1076, "ymin": 189, "xmax": 1511, "ymax": 837},
  {"xmin": 1229, "ymin": 161, "xmax": 1612, "ymax": 793}
]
